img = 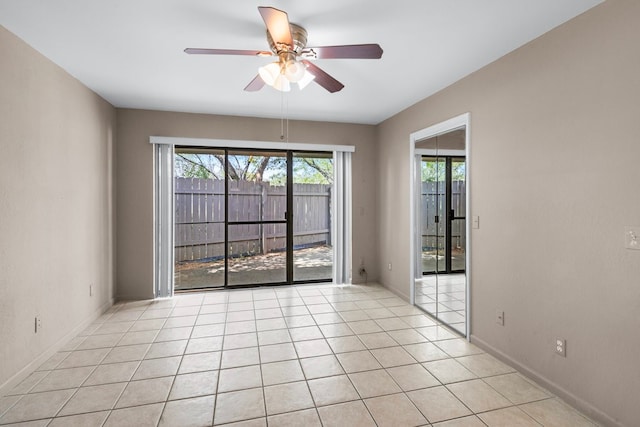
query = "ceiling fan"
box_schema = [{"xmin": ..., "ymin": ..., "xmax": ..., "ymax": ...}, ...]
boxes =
[{"xmin": 184, "ymin": 6, "xmax": 383, "ymax": 93}]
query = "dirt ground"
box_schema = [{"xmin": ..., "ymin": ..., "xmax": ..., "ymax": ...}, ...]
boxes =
[{"xmin": 175, "ymin": 245, "xmax": 332, "ymax": 289}]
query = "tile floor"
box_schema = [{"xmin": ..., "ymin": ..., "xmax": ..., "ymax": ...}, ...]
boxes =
[{"xmin": 0, "ymin": 283, "xmax": 599, "ymax": 426}]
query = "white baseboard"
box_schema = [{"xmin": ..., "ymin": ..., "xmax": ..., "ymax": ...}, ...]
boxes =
[
  {"xmin": 471, "ymin": 335, "xmax": 621, "ymax": 427},
  {"xmin": 0, "ymin": 298, "xmax": 114, "ymax": 397}
]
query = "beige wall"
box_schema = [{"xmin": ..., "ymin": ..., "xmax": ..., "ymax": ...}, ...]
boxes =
[
  {"xmin": 0, "ymin": 26, "xmax": 116, "ymax": 389},
  {"xmin": 116, "ymin": 109, "xmax": 377, "ymax": 300},
  {"xmin": 377, "ymin": 1, "xmax": 640, "ymax": 425}
]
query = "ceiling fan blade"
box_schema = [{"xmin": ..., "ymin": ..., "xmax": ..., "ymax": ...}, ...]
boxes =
[
  {"xmin": 303, "ymin": 44, "xmax": 383, "ymax": 59},
  {"xmin": 258, "ymin": 6, "xmax": 293, "ymax": 47},
  {"xmin": 244, "ymin": 75, "xmax": 266, "ymax": 92},
  {"xmin": 184, "ymin": 48, "xmax": 272, "ymax": 56},
  {"xmin": 302, "ymin": 60, "xmax": 344, "ymax": 93}
]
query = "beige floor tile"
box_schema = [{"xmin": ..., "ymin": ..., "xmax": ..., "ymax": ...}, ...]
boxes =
[
  {"xmin": 318, "ymin": 323, "xmax": 354, "ymax": 338},
  {"xmin": 435, "ymin": 339, "xmax": 483, "ymax": 358},
  {"xmin": 433, "ymin": 415, "xmax": 486, "ymax": 426},
  {"xmin": 103, "ymin": 344, "xmax": 150, "ymax": 364},
  {"xmin": 160, "ymin": 395, "xmax": 215, "ymax": 426},
  {"xmin": 456, "ymin": 354, "xmax": 515, "ymax": 377},
  {"xmin": 478, "ymin": 406, "xmax": 541, "ymax": 427},
  {"xmin": 118, "ymin": 330, "xmax": 159, "ymax": 346},
  {"xmin": 262, "ymin": 360, "xmax": 305, "ymax": 386},
  {"xmin": 218, "ymin": 365, "xmax": 262, "ymax": 393},
  {"xmin": 448, "ymin": 379, "xmax": 511, "ymax": 413},
  {"xmin": 179, "ymin": 351, "xmax": 221, "ymax": 374},
  {"xmin": 226, "ymin": 310, "xmax": 255, "ymax": 322},
  {"xmin": 59, "ymin": 382, "xmax": 127, "ymax": 415},
  {"xmin": 115, "ymin": 377, "xmax": 172, "ymax": 408},
  {"xmin": 8, "ymin": 371, "xmax": 49, "ymax": 395},
  {"xmin": 358, "ymin": 332, "xmax": 398, "ymax": 349},
  {"xmin": 191, "ymin": 324, "xmax": 225, "ymax": 339},
  {"xmin": 225, "ymin": 321, "xmax": 257, "ymax": 335},
  {"xmin": 223, "ymin": 333, "xmax": 258, "ymax": 350},
  {"xmin": 416, "ymin": 326, "xmax": 459, "ymax": 341},
  {"xmin": 326, "ymin": 335, "xmax": 366, "ymax": 353},
  {"xmin": 403, "ymin": 342, "xmax": 450, "ymax": 363},
  {"xmin": 347, "ymin": 320, "xmax": 383, "ymax": 334},
  {"xmin": 483, "ymin": 373, "xmax": 551, "ymax": 405},
  {"xmin": 256, "ymin": 317, "xmax": 286, "ymax": 331},
  {"xmin": 155, "ymin": 327, "xmax": 193, "ymax": 342},
  {"xmin": 169, "ymin": 370, "xmax": 218, "ymax": 400},
  {"xmin": 132, "ymin": 356, "xmax": 181, "ymax": 380},
  {"xmin": 374, "ymin": 317, "xmax": 411, "ymax": 331},
  {"xmin": 423, "ymin": 359, "xmax": 477, "ymax": 384},
  {"xmin": 76, "ymin": 333, "xmax": 124, "ymax": 350},
  {"xmin": 348, "ymin": 369, "xmax": 401, "ymax": 398},
  {"xmin": 48, "ymin": 411, "xmax": 109, "ymax": 427},
  {"xmin": 339, "ymin": 310, "xmax": 370, "ymax": 322},
  {"xmin": 520, "ymin": 398, "xmax": 598, "ymax": 427},
  {"xmin": 129, "ymin": 319, "xmax": 166, "ymax": 332},
  {"xmin": 407, "ymin": 386, "xmax": 471, "ymax": 423},
  {"xmin": 196, "ymin": 313, "xmax": 226, "ymax": 326},
  {"xmin": 221, "ymin": 347, "xmax": 260, "ymax": 368},
  {"xmin": 214, "ymin": 388, "xmax": 265, "ymax": 425},
  {"xmin": 140, "ymin": 309, "xmax": 172, "ymax": 320},
  {"xmin": 164, "ymin": 315, "xmax": 197, "ymax": 328},
  {"xmin": 364, "ymin": 393, "xmax": 427, "ymax": 427},
  {"xmin": 103, "ymin": 403, "xmax": 164, "ymax": 427},
  {"xmin": 94, "ymin": 321, "xmax": 134, "ymax": 335},
  {"xmin": 268, "ymin": 408, "xmax": 321, "ymax": 427},
  {"xmin": 0, "ymin": 389, "xmax": 75, "ymax": 424},
  {"xmin": 370, "ymin": 346, "xmax": 416, "ymax": 367},
  {"xmin": 0, "ymin": 395, "xmax": 21, "ymax": 417},
  {"xmin": 317, "ymin": 400, "xmax": 376, "ymax": 427},
  {"xmin": 264, "ymin": 381, "xmax": 315, "ymax": 415},
  {"xmin": 336, "ymin": 350, "xmax": 382, "ymax": 373},
  {"xmin": 386, "ymin": 328, "xmax": 429, "ymax": 345},
  {"xmin": 257, "ymin": 329, "xmax": 291, "ymax": 346},
  {"xmin": 300, "ymin": 354, "xmax": 344, "ymax": 380},
  {"xmin": 30, "ymin": 366, "xmax": 94, "ymax": 392},
  {"xmin": 145, "ymin": 340, "xmax": 187, "ymax": 359},
  {"xmin": 293, "ymin": 339, "xmax": 332, "ymax": 358},
  {"xmin": 186, "ymin": 336, "xmax": 223, "ymax": 354},
  {"xmin": 57, "ymin": 348, "xmax": 110, "ymax": 369},
  {"xmin": 285, "ymin": 315, "xmax": 316, "ymax": 328},
  {"xmin": 399, "ymin": 315, "xmax": 438, "ymax": 328},
  {"xmin": 313, "ymin": 313, "xmax": 343, "ymax": 325},
  {"xmin": 387, "ymin": 363, "xmax": 440, "ymax": 391},
  {"xmin": 259, "ymin": 342, "xmax": 298, "ymax": 363},
  {"xmin": 307, "ymin": 375, "xmax": 359, "ymax": 406},
  {"xmin": 288, "ymin": 326, "xmax": 323, "ymax": 341}
]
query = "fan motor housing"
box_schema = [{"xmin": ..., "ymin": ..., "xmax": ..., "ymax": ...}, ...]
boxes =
[{"xmin": 267, "ymin": 23, "xmax": 308, "ymax": 54}]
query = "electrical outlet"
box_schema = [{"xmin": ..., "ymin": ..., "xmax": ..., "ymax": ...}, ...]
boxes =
[
  {"xmin": 35, "ymin": 316, "xmax": 42, "ymax": 333},
  {"xmin": 388, "ymin": 263, "xmax": 392, "ymax": 271},
  {"xmin": 496, "ymin": 310, "xmax": 504, "ymax": 326},
  {"xmin": 359, "ymin": 266, "xmax": 366, "ymax": 276},
  {"xmin": 555, "ymin": 338, "xmax": 566, "ymax": 357}
]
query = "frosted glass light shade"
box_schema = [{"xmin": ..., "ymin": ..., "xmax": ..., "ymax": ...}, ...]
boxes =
[
  {"xmin": 258, "ymin": 62, "xmax": 281, "ymax": 86},
  {"xmin": 273, "ymin": 74, "xmax": 291, "ymax": 92},
  {"xmin": 297, "ymin": 69, "xmax": 315, "ymax": 89},
  {"xmin": 284, "ymin": 60, "xmax": 306, "ymax": 83}
]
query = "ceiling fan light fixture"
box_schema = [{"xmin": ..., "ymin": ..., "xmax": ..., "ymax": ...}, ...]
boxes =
[
  {"xmin": 284, "ymin": 60, "xmax": 306, "ymax": 83},
  {"xmin": 297, "ymin": 69, "xmax": 316, "ymax": 89},
  {"xmin": 258, "ymin": 61, "xmax": 281, "ymax": 86},
  {"xmin": 273, "ymin": 74, "xmax": 291, "ymax": 92}
]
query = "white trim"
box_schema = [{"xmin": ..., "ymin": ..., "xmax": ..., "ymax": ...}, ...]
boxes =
[
  {"xmin": 409, "ymin": 112, "xmax": 471, "ymax": 339},
  {"xmin": 149, "ymin": 136, "xmax": 355, "ymax": 153}
]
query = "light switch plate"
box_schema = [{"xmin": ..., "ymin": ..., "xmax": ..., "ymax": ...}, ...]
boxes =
[
  {"xmin": 472, "ymin": 216, "xmax": 480, "ymax": 229},
  {"xmin": 625, "ymin": 227, "xmax": 640, "ymax": 250}
]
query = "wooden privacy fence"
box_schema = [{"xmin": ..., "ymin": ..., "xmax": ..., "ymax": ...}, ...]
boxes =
[
  {"xmin": 175, "ymin": 178, "xmax": 332, "ymax": 262},
  {"xmin": 420, "ymin": 181, "xmax": 466, "ymax": 250}
]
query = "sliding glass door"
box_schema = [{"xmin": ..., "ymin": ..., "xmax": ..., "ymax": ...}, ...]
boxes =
[{"xmin": 173, "ymin": 147, "xmax": 333, "ymax": 290}]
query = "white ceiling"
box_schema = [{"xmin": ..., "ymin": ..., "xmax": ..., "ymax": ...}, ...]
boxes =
[{"xmin": 0, "ymin": 0, "xmax": 602, "ymax": 125}]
